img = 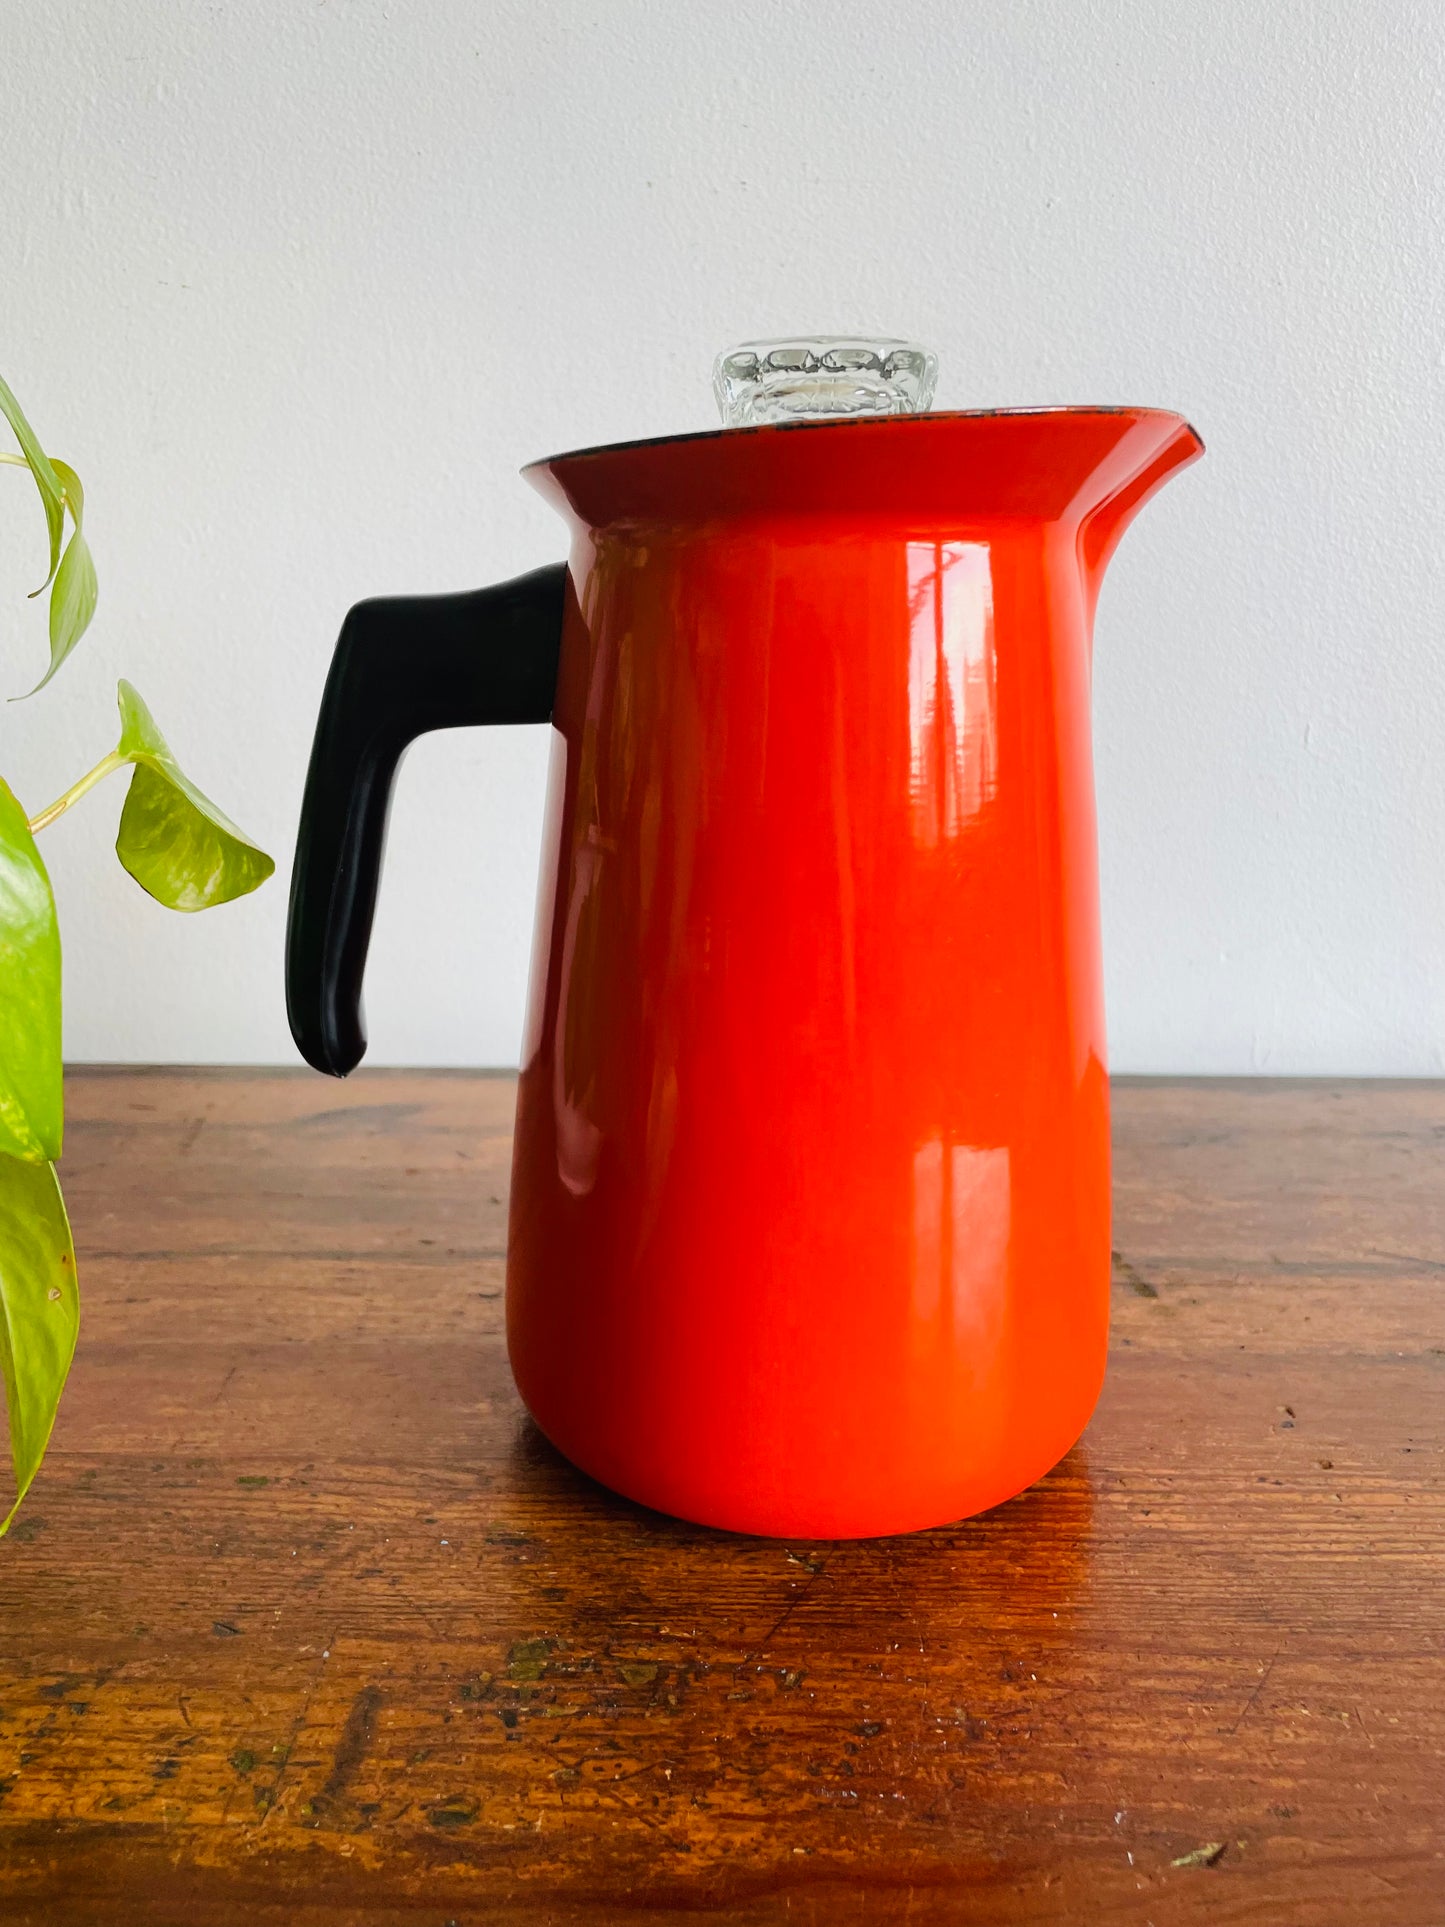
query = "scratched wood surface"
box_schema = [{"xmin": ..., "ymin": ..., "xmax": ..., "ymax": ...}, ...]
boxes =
[{"xmin": 0, "ymin": 1072, "xmax": 1441, "ymax": 1926}]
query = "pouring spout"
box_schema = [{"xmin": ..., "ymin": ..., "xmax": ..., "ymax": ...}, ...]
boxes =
[{"xmin": 1076, "ymin": 415, "xmax": 1204, "ymax": 626}]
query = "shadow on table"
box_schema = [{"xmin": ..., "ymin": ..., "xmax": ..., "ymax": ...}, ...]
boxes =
[{"xmin": 494, "ymin": 1411, "xmax": 1098, "ymax": 1630}]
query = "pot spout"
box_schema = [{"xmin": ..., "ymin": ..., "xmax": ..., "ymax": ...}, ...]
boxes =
[{"xmin": 1076, "ymin": 414, "xmax": 1204, "ymax": 626}]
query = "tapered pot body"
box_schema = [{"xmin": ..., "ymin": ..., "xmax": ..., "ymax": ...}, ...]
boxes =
[{"xmin": 506, "ymin": 411, "xmax": 1199, "ymax": 1537}]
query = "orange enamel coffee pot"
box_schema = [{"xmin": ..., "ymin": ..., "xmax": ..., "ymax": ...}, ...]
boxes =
[{"xmin": 287, "ymin": 339, "xmax": 1201, "ymax": 1538}]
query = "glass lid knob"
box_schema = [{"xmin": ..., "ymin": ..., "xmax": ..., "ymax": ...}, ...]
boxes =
[{"xmin": 713, "ymin": 335, "xmax": 938, "ymax": 427}]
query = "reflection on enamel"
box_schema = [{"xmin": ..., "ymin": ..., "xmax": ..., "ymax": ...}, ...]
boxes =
[
  {"xmin": 553, "ymin": 834, "xmax": 604, "ymax": 1197},
  {"xmin": 520, "ymin": 730, "xmax": 569, "ymax": 1074},
  {"xmin": 907, "ymin": 541, "xmax": 997, "ymax": 844},
  {"xmin": 912, "ymin": 1141, "xmax": 1011, "ymax": 1351}
]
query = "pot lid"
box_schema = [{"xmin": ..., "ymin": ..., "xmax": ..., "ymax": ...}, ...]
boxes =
[
  {"xmin": 523, "ymin": 337, "xmax": 1202, "ymax": 527},
  {"xmin": 713, "ymin": 335, "xmax": 939, "ymax": 426}
]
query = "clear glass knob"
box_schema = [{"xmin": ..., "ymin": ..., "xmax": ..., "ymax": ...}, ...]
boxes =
[{"xmin": 713, "ymin": 335, "xmax": 938, "ymax": 427}]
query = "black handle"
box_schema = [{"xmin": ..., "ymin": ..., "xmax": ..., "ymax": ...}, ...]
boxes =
[{"xmin": 286, "ymin": 563, "xmax": 567, "ymax": 1076}]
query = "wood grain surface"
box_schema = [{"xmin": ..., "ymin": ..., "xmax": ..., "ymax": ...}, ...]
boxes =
[{"xmin": 0, "ymin": 1071, "xmax": 1441, "ymax": 1925}]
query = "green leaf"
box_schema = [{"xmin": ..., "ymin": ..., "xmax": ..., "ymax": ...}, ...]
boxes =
[
  {"xmin": 28, "ymin": 459, "xmax": 98, "ymax": 695},
  {"xmin": 0, "ymin": 780, "xmax": 62, "ymax": 1163},
  {"xmin": 0, "ymin": 371, "xmax": 65, "ymax": 595},
  {"xmin": 0, "ymin": 1158, "xmax": 78, "ymax": 1537},
  {"xmin": 114, "ymin": 681, "xmax": 275, "ymax": 910}
]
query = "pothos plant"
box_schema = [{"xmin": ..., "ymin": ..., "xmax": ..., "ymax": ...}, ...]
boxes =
[{"xmin": 0, "ymin": 371, "xmax": 273, "ymax": 1537}]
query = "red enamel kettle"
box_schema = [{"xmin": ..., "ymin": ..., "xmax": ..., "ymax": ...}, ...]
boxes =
[{"xmin": 287, "ymin": 339, "xmax": 1201, "ymax": 1538}]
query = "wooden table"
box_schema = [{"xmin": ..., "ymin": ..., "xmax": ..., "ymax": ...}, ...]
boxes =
[{"xmin": 0, "ymin": 1073, "xmax": 1441, "ymax": 1924}]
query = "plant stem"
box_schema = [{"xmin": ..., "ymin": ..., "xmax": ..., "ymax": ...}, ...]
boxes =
[{"xmin": 28, "ymin": 751, "xmax": 126, "ymax": 834}]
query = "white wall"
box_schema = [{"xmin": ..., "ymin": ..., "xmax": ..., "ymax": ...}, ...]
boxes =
[{"xmin": 1, "ymin": 0, "xmax": 1441, "ymax": 1074}]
